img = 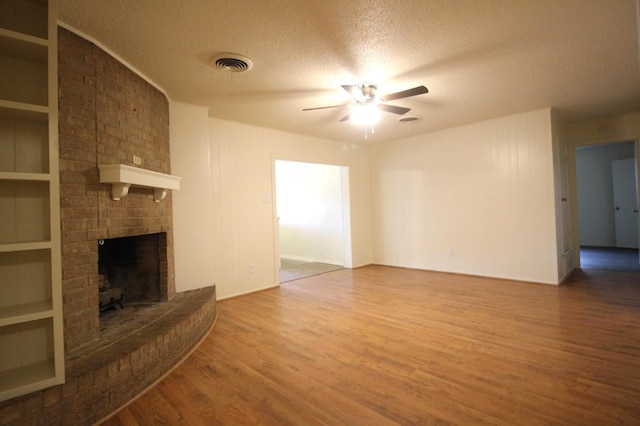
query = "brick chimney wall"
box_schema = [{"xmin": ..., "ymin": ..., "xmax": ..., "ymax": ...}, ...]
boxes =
[{"xmin": 58, "ymin": 27, "xmax": 175, "ymax": 351}]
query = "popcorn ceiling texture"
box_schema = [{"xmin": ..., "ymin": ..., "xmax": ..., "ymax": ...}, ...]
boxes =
[{"xmin": 58, "ymin": 0, "xmax": 640, "ymax": 143}]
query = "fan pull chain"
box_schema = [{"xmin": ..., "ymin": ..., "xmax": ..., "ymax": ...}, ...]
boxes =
[{"xmin": 363, "ymin": 122, "xmax": 377, "ymax": 140}]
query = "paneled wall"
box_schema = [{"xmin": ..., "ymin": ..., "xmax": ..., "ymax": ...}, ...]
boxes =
[
  {"xmin": 368, "ymin": 109, "xmax": 560, "ymax": 284},
  {"xmin": 170, "ymin": 103, "xmax": 373, "ymax": 299}
]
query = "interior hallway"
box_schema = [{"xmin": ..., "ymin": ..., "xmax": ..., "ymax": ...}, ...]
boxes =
[{"xmin": 580, "ymin": 246, "xmax": 640, "ymax": 272}]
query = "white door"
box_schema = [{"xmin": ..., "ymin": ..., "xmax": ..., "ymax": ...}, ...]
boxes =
[{"xmin": 612, "ymin": 158, "xmax": 639, "ymax": 249}]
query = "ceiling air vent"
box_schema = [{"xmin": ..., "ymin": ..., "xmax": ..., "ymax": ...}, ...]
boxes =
[
  {"xmin": 398, "ymin": 116, "xmax": 421, "ymax": 123},
  {"xmin": 210, "ymin": 53, "xmax": 253, "ymax": 73}
]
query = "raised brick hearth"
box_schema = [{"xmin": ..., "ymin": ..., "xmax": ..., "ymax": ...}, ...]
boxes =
[
  {"xmin": 0, "ymin": 287, "xmax": 216, "ymax": 425},
  {"xmin": 0, "ymin": 27, "xmax": 217, "ymax": 425}
]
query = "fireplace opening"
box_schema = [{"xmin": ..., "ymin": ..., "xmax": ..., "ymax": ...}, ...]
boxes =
[{"xmin": 98, "ymin": 233, "xmax": 165, "ymax": 315}]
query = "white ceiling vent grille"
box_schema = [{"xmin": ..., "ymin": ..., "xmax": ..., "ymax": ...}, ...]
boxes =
[{"xmin": 210, "ymin": 53, "xmax": 253, "ymax": 72}]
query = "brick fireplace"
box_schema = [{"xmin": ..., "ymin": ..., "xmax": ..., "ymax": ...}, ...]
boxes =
[
  {"xmin": 0, "ymin": 27, "xmax": 217, "ymax": 426},
  {"xmin": 58, "ymin": 27, "xmax": 176, "ymax": 351}
]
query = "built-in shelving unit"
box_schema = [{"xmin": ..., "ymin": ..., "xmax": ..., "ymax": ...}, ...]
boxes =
[{"xmin": 0, "ymin": 0, "xmax": 64, "ymax": 401}]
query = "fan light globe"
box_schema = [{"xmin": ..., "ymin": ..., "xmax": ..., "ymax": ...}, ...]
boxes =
[{"xmin": 351, "ymin": 104, "xmax": 380, "ymax": 125}]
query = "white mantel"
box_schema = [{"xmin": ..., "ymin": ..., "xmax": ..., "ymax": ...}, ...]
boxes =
[{"xmin": 98, "ymin": 164, "xmax": 181, "ymax": 202}]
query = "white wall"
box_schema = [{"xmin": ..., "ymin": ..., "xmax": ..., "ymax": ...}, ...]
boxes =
[
  {"xmin": 169, "ymin": 102, "xmax": 216, "ymax": 292},
  {"xmin": 575, "ymin": 141, "xmax": 635, "ymax": 246},
  {"xmin": 171, "ymin": 102, "xmax": 574, "ymax": 292},
  {"xmin": 369, "ymin": 109, "xmax": 560, "ymax": 284},
  {"xmin": 211, "ymin": 119, "xmax": 372, "ymax": 299},
  {"xmin": 275, "ymin": 160, "xmax": 345, "ymax": 265},
  {"xmin": 171, "ymin": 103, "xmax": 372, "ymax": 299}
]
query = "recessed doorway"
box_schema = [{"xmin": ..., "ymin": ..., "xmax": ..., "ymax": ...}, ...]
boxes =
[
  {"xmin": 575, "ymin": 140, "xmax": 640, "ymax": 271},
  {"xmin": 274, "ymin": 159, "xmax": 352, "ymax": 282}
]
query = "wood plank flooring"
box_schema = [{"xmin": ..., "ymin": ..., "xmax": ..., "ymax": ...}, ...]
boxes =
[
  {"xmin": 100, "ymin": 266, "xmax": 640, "ymax": 425},
  {"xmin": 580, "ymin": 246, "xmax": 640, "ymax": 272},
  {"xmin": 279, "ymin": 258, "xmax": 343, "ymax": 283}
]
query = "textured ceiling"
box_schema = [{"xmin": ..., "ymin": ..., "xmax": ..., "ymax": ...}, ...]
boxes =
[{"xmin": 59, "ymin": 0, "xmax": 640, "ymax": 144}]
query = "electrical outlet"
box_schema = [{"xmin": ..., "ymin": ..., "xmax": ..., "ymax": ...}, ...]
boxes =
[
  {"xmin": 249, "ymin": 263, "xmax": 255, "ymax": 273},
  {"xmin": 133, "ymin": 155, "xmax": 142, "ymax": 165}
]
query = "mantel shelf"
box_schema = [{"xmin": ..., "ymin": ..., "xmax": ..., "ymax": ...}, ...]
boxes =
[{"xmin": 98, "ymin": 164, "xmax": 181, "ymax": 202}]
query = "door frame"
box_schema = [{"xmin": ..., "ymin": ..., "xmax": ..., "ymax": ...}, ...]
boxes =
[
  {"xmin": 569, "ymin": 138, "xmax": 640, "ymax": 268},
  {"xmin": 270, "ymin": 156, "xmax": 353, "ymax": 284}
]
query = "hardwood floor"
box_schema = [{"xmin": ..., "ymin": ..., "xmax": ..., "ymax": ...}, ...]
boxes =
[
  {"xmin": 580, "ymin": 246, "xmax": 640, "ymax": 272},
  {"xmin": 100, "ymin": 266, "xmax": 640, "ymax": 425},
  {"xmin": 279, "ymin": 258, "xmax": 343, "ymax": 283}
]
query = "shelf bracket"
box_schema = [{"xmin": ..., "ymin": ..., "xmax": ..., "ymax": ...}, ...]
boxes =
[
  {"xmin": 111, "ymin": 183, "xmax": 131, "ymax": 201},
  {"xmin": 153, "ymin": 188, "xmax": 167, "ymax": 202}
]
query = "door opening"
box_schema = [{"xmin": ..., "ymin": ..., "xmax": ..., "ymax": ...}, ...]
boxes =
[
  {"xmin": 575, "ymin": 140, "xmax": 640, "ymax": 271},
  {"xmin": 274, "ymin": 159, "xmax": 352, "ymax": 282}
]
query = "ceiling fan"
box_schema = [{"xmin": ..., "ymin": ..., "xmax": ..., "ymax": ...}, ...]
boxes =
[{"xmin": 303, "ymin": 83, "xmax": 428, "ymax": 123}]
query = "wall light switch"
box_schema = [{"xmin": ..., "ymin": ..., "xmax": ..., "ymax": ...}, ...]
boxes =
[{"xmin": 133, "ymin": 155, "xmax": 142, "ymax": 165}]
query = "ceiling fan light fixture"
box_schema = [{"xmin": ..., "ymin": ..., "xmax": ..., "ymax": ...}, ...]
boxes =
[{"xmin": 351, "ymin": 103, "xmax": 381, "ymax": 125}]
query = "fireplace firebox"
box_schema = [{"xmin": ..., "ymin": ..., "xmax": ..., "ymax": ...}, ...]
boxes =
[{"xmin": 97, "ymin": 233, "xmax": 167, "ymax": 314}]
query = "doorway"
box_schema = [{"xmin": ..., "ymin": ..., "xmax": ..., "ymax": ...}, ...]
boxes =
[
  {"xmin": 575, "ymin": 140, "xmax": 640, "ymax": 271},
  {"xmin": 274, "ymin": 159, "xmax": 352, "ymax": 282}
]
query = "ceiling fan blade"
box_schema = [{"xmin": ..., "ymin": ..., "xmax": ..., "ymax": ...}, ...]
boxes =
[
  {"xmin": 302, "ymin": 104, "xmax": 349, "ymax": 111},
  {"xmin": 380, "ymin": 85, "xmax": 428, "ymax": 102},
  {"xmin": 341, "ymin": 85, "xmax": 359, "ymax": 96},
  {"xmin": 339, "ymin": 113, "xmax": 351, "ymax": 122},
  {"xmin": 377, "ymin": 104, "xmax": 411, "ymax": 115}
]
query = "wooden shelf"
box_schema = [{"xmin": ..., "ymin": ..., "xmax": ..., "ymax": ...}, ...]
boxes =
[
  {"xmin": 0, "ymin": 99, "xmax": 49, "ymax": 115},
  {"xmin": 0, "ymin": 30, "xmax": 48, "ymax": 107},
  {"xmin": 0, "ymin": 103, "xmax": 50, "ymax": 175},
  {"xmin": 99, "ymin": 164, "xmax": 181, "ymax": 201},
  {"xmin": 0, "ymin": 241, "xmax": 51, "ymax": 253},
  {"xmin": 0, "ymin": 359, "xmax": 57, "ymax": 401},
  {"xmin": 0, "ymin": 27, "xmax": 47, "ymax": 47},
  {"xmin": 0, "ymin": 101, "xmax": 48, "ymax": 121},
  {"xmin": 0, "ymin": 28, "xmax": 47, "ymax": 63},
  {"xmin": 0, "ymin": 0, "xmax": 64, "ymax": 403},
  {"xmin": 0, "ymin": 301, "xmax": 53, "ymax": 327},
  {"xmin": 0, "ymin": 172, "xmax": 50, "ymax": 181},
  {"xmin": 0, "ymin": 0, "xmax": 48, "ymax": 40}
]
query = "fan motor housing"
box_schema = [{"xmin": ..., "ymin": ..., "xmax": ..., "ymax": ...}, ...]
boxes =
[{"xmin": 357, "ymin": 84, "xmax": 377, "ymax": 101}]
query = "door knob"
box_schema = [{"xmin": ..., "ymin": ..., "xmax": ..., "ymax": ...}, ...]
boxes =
[{"xmin": 633, "ymin": 209, "xmax": 639, "ymax": 213}]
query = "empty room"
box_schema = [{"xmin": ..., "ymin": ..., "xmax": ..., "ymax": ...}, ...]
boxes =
[{"xmin": 1, "ymin": 0, "xmax": 639, "ymax": 424}]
